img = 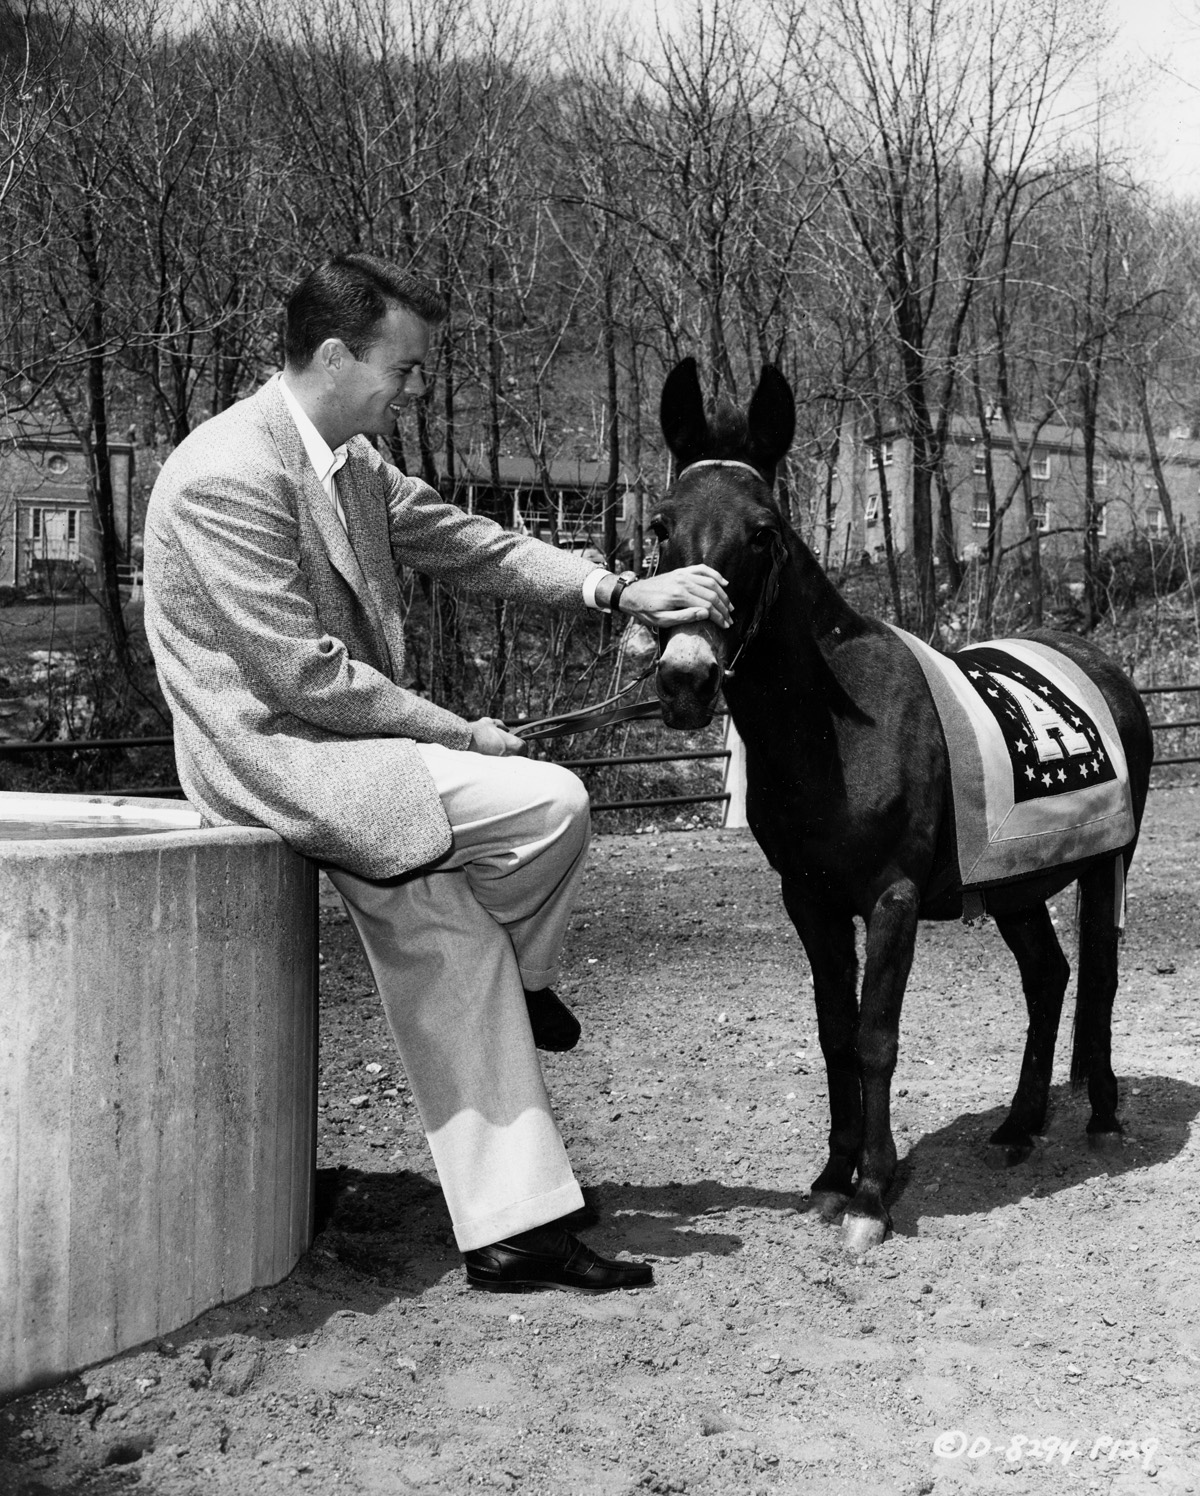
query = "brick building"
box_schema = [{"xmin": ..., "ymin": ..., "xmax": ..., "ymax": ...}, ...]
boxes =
[
  {"xmin": 824, "ymin": 416, "xmax": 1200, "ymax": 571},
  {"xmin": 0, "ymin": 428, "xmax": 138, "ymax": 593}
]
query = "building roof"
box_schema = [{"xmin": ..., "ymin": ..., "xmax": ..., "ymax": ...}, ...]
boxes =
[
  {"xmin": 873, "ymin": 413, "xmax": 1200, "ymax": 467},
  {"xmin": 1, "ymin": 423, "xmax": 134, "ymax": 454},
  {"xmin": 446, "ymin": 450, "xmax": 651, "ymax": 490}
]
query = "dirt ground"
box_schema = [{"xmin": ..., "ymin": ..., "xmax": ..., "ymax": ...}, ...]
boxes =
[{"xmin": 3, "ymin": 784, "xmax": 1200, "ymax": 1496}]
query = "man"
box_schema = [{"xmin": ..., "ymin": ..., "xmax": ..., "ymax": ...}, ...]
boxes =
[{"xmin": 144, "ymin": 253, "xmax": 731, "ymax": 1293}]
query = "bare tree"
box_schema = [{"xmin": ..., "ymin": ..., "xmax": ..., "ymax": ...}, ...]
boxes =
[{"xmin": 779, "ymin": 0, "xmax": 1107, "ymax": 636}]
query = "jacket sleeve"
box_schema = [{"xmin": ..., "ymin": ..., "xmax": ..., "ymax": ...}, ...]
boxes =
[
  {"xmin": 366, "ymin": 443, "xmax": 599, "ymax": 604},
  {"xmin": 147, "ymin": 460, "xmax": 473, "ymax": 750}
]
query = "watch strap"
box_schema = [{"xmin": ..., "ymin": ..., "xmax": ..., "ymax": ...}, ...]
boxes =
[{"xmin": 608, "ymin": 571, "xmax": 638, "ymax": 614}]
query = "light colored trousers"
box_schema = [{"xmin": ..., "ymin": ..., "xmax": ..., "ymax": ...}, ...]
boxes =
[{"xmin": 326, "ymin": 744, "xmax": 590, "ymax": 1252}]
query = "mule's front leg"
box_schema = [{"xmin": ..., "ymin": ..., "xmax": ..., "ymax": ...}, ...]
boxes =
[
  {"xmin": 843, "ymin": 878, "xmax": 921, "ymax": 1252},
  {"xmin": 781, "ymin": 883, "xmax": 860, "ymax": 1220}
]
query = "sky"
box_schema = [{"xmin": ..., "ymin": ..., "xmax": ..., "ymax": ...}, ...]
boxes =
[{"xmin": 1092, "ymin": 0, "xmax": 1200, "ymax": 193}]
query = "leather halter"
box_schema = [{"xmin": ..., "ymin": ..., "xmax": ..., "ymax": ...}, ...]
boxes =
[
  {"xmin": 722, "ymin": 533, "xmax": 787, "ymax": 679},
  {"xmin": 516, "ymin": 460, "xmax": 786, "ymax": 737},
  {"xmin": 676, "ymin": 459, "xmax": 787, "ymax": 680},
  {"xmin": 678, "ymin": 458, "xmax": 766, "ymax": 482}
]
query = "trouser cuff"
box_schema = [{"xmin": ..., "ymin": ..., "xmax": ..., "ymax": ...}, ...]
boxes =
[{"xmin": 452, "ymin": 1180, "xmax": 585, "ymax": 1253}]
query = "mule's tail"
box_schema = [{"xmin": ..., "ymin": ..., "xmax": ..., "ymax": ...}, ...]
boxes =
[{"xmin": 1069, "ymin": 853, "xmax": 1126, "ymax": 1089}]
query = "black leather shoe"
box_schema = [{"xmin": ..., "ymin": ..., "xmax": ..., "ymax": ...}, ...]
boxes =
[
  {"xmin": 523, "ymin": 987, "xmax": 581, "ymax": 1051},
  {"xmin": 463, "ymin": 1225, "xmax": 652, "ymax": 1293}
]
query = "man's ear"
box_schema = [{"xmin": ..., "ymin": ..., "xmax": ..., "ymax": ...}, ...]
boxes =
[{"xmin": 317, "ymin": 338, "xmax": 347, "ymax": 374}]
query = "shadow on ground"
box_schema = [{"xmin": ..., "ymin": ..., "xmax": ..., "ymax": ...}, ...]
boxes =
[{"xmin": 886, "ymin": 1073, "xmax": 1200, "ymax": 1235}]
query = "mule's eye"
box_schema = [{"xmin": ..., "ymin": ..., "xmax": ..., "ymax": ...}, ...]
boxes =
[{"xmin": 749, "ymin": 526, "xmax": 777, "ymax": 549}]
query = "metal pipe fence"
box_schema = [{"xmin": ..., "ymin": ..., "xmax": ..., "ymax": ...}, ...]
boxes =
[
  {"xmin": 3, "ymin": 683, "xmax": 1199, "ymax": 808},
  {"xmin": 1141, "ymin": 682, "xmax": 1200, "ymax": 769}
]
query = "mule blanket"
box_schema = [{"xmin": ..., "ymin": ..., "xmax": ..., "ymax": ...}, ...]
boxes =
[{"xmin": 888, "ymin": 627, "xmax": 1136, "ymax": 896}]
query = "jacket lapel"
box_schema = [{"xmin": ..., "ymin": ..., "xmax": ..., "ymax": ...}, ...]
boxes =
[
  {"xmin": 336, "ymin": 457, "xmax": 406, "ymax": 675},
  {"xmin": 258, "ymin": 378, "xmax": 396, "ymax": 677}
]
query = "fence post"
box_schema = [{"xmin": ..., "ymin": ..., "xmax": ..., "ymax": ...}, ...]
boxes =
[{"xmin": 722, "ymin": 715, "xmax": 748, "ymax": 829}]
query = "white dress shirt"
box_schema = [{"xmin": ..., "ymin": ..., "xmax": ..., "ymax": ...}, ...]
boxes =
[{"xmin": 279, "ymin": 375, "xmax": 350, "ymax": 532}]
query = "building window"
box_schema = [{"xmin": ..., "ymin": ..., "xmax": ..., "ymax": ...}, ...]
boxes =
[
  {"xmin": 46, "ymin": 452, "xmax": 69, "ymax": 476},
  {"xmin": 972, "ymin": 496, "xmax": 991, "ymax": 529},
  {"xmin": 1031, "ymin": 493, "xmax": 1050, "ymax": 533},
  {"xmin": 865, "ymin": 493, "xmax": 880, "ymax": 527},
  {"xmin": 972, "ymin": 449, "xmax": 988, "ymax": 476},
  {"xmin": 866, "ymin": 440, "xmax": 893, "ymax": 469},
  {"xmin": 1095, "ymin": 461, "xmax": 1108, "ymax": 486},
  {"xmin": 1147, "ymin": 505, "xmax": 1166, "ymax": 538},
  {"xmin": 1030, "ymin": 452, "xmax": 1050, "ymax": 481},
  {"xmin": 27, "ymin": 506, "xmax": 82, "ymax": 559}
]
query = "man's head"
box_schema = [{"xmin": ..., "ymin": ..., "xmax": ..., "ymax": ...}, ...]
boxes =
[{"xmin": 283, "ymin": 254, "xmax": 448, "ymax": 445}]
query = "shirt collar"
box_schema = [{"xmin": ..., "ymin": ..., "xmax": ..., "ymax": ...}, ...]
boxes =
[{"xmin": 278, "ymin": 374, "xmax": 349, "ymax": 484}]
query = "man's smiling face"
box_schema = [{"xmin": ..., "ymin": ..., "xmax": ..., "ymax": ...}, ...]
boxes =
[{"xmin": 335, "ymin": 303, "xmax": 430, "ymax": 440}]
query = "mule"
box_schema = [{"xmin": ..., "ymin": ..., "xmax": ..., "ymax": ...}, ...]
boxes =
[{"xmin": 652, "ymin": 357, "xmax": 1154, "ymax": 1251}]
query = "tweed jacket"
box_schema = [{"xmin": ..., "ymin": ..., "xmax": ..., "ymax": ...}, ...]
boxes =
[{"xmin": 144, "ymin": 375, "xmax": 596, "ymax": 878}]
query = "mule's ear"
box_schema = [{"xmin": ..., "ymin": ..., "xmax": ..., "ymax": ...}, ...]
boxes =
[
  {"xmin": 746, "ymin": 365, "xmax": 795, "ymax": 472},
  {"xmin": 659, "ymin": 357, "xmax": 709, "ymax": 469}
]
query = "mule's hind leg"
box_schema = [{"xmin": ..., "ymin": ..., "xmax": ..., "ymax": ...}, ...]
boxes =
[
  {"xmin": 1073, "ymin": 856, "xmax": 1124, "ymax": 1149},
  {"xmin": 781, "ymin": 882, "xmax": 860, "ymax": 1219},
  {"xmin": 990, "ymin": 902, "xmax": 1070, "ymax": 1162}
]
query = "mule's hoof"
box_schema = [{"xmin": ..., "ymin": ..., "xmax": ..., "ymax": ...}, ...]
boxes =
[
  {"xmin": 841, "ymin": 1213, "xmax": 888, "ymax": 1253},
  {"xmin": 983, "ymin": 1141, "xmax": 1033, "ymax": 1170},
  {"xmin": 810, "ymin": 1190, "xmax": 850, "ymax": 1224},
  {"xmin": 1087, "ymin": 1129, "xmax": 1125, "ymax": 1155}
]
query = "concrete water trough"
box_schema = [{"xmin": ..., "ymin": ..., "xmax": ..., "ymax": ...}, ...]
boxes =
[{"xmin": 0, "ymin": 792, "xmax": 318, "ymax": 1398}]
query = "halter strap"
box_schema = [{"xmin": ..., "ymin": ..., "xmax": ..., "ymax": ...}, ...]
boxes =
[
  {"xmin": 679, "ymin": 458, "xmax": 768, "ymax": 483},
  {"xmin": 723, "ymin": 534, "xmax": 787, "ymax": 679}
]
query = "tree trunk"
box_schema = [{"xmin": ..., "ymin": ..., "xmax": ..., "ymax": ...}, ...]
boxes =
[
  {"xmin": 1022, "ymin": 468, "xmax": 1044, "ymax": 628},
  {"xmin": 601, "ymin": 270, "xmax": 620, "ymax": 649},
  {"xmin": 79, "ymin": 202, "xmax": 128, "ymax": 664},
  {"xmin": 1079, "ymin": 364, "xmax": 1103, "ymax": 629},
  {"xmin": 1137, "ymin": 375, "xmax": 1177, "ymax": 541},
  {"xmin": 896, "ymin": 327, "xmax": 937, "ymax": 635},
  {"xmin": 864, "ymin": 349, "xmax": 904, "ymax": 628},
  {"xmin": 935, "ymin": 466, "xmax": 963, "ymax": 592},
  {"xmin": 629, "ymin": 344, "xmax": 644, "ymax": 574},
  {"xmin": 969, "ymin": 368, "xmax": 1001, "ymax": 636}
]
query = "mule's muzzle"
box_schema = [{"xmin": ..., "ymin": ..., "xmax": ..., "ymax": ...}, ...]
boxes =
[{"xmin": 656, "ymin": 625, "xmax": 724, "ymax": 729}]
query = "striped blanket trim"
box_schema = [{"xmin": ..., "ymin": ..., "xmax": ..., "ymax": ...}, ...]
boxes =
[{"xmin": 888, "ymin": 626, "xmax": 1136, "ymax": 890}]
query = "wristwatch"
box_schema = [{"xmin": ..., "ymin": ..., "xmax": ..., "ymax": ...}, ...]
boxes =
[{"xmin": 607, "ymin": 571, "xmax": 638, "ymax": 614}]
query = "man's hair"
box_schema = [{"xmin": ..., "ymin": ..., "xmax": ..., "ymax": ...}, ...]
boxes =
[{"xmin": 283, "ymin": 253, "xmax": 448, "ymax": 366}]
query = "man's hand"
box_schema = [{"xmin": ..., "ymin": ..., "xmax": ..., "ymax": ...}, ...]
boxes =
[
  {"xmin": 619, "ymin": 565, "xmax": 732, "ymax": 628},
  {"xmin": 467, "ymin": 717, "xmax": 529, "ymax": 756}
]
